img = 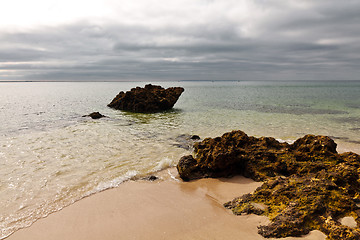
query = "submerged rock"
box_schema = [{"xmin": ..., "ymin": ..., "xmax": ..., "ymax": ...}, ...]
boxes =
[
  {"xmin": 176, "ymin": 130, "xmax": 360, "ymax": 239},
  {"xmin": 172, "ymin": 134, "xmax": 201, "ymax": 150},
  {"xmin": 190, "ymin": 135, "xmax": 201, "ymax": 140},
  {"xmin": 83, "ymin": 112, "xmax": 107, "ymax": 119},
  {"xmin": 108, "ymin": 84, "xmax": 184, "ymax": 113},
  {"xmin": 142, "ymin": 175, "xmax": 158, "ymax": 181}
]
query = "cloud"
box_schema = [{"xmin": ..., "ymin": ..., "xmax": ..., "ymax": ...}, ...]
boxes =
[{"xmin": 0, "ymin": 0, "xmax": 360, "ymax": 81}]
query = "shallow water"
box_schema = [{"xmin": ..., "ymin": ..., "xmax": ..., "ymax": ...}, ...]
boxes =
[{"xmin": 0, "ymin": 80, "xmax": 359, "ymax": 238}]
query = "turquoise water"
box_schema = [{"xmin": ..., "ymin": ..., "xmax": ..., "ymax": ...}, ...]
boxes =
[{"xmin": 0, "ymin": 81, "xmax": 359, "ymax": 238}]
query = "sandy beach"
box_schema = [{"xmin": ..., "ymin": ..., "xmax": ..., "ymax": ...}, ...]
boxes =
[{"xmin": 6, "ymin": 168, "xmax": 326, "ymax": 240}]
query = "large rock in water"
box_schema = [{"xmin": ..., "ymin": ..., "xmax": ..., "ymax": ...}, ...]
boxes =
[
  {"xmin": 177, "ymin": 130, "xmax": 360, "ymax": 240},
  {"xmin": 108, "ymin": 84, "xmax": 184, "ymax": 113}
]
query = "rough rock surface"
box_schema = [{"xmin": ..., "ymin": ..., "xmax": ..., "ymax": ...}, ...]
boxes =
[
  {"xmin": 176, "ymin": 130, "xmax": 360, "ymax": 239},
  {"xmin": 108, "ymin": 84, "xmax": 184, "ymax": 113}
]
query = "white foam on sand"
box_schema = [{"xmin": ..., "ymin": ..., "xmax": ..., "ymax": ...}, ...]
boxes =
[{"xmin": 88, "ymin": 170, "xmax": 139, "ymax": 195}]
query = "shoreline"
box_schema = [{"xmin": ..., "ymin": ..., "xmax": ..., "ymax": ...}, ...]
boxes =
[{"xmin": 5, "ymin": 168, "xmax": 326, "ymax": 240}]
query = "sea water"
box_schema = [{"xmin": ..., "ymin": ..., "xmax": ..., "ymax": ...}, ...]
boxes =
[{"xmin": 0, "ymin": 80, "xmax": 359, "ymax": 238}]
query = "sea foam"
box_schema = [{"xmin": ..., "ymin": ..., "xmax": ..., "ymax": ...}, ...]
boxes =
[{"xmin": 89, "ymin": 170, "xmax": 139, "ymax": 195}]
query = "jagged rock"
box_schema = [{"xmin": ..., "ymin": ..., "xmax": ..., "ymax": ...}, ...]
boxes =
[
  {"xmin": 177, "ymin": 130, "xmax": 290, "ymax": 181},
  {"xmin": 108, "ymin": 84, "xmax": 184, "ymax": 113},
  {"xmin": 225, "ymin": 174, "xmax": 359, "ymax": 239},
  {"xmin": 176, "ymin": 130, "xmax": 345, "ymax": 181},
  {"xmin": 83, "ymin": 112, "xmax": 107, "ymax": 119},
  {"xmin": 176, "ymin": 130, "xmax": 360, "ymax": 239}
]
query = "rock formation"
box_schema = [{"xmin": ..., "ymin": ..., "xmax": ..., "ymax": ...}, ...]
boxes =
[
  {"xmin": 176, "ymin": 130, "xmax": 360, "ymax": 239},
  {"xmin": 108, "ymin": 84, "xmax": 184, "ymax": 113}
]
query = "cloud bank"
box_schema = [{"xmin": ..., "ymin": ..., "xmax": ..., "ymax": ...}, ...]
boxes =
[{"xmin": 1, "ymin": 0, "xmax": 360, "ymax": 81}]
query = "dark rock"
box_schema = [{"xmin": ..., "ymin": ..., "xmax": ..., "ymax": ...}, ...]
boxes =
[
  {"xmin": 177, "ymin": 130, "xmax": 344, "ymax": 181},
  {"xmin": 177, "ymin": 130, "xmax": 290, "ymax": 181},
  {"xmin": 177, "ymin": 130, "xmax": 360, "ymax": 239},
  {"xmin": 83, "ymin": 112, "xmax": 107, "ymax": 119},
  {"xmin": 172, "ymin": 134, "xmax": 201, "ymax": 150},
  {"xmin": 190, "ymin": 135, "xmax": 201, "ymax": 140},
  {"xmin": 108, "ymin": 84, "xmax": 184, "ymax": 113},
  {"xmin": 142, "ymin": 175, "xmax": 158, "ymax": 181},
  {"xmin": 176, "ymin": 155, "xmax": 202, "ymax": 181}
]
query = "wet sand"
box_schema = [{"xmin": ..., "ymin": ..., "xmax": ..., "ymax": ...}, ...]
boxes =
[{"xmin": 6, "ymin": 169, "xmax": 326, "ymax": 240}]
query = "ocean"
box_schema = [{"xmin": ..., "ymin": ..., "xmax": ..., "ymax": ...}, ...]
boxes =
[{"xmin": 0, "ymin": 80, "xmax": 359, "ymax": 239}]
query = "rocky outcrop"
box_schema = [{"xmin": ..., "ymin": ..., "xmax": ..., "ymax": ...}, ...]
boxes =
[
  {"xmin": 83, "ymin": 112, "xmax": 107, "ymax": 119},
  {"xmin": 108, "ymin": 84, "xmax": 184, "ymax": 113},
  {"xmin": 177, "ymin": 130, "xmax": 344, "ymax": 181},
  {"xmin": 224, "ymin": 173, "xmax": 360, "ymax": 239},
  {"xmin": 176, "ymin": 130, "xmax": 360, "ymax": 239}
]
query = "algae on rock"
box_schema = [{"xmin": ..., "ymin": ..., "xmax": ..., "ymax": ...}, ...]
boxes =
[
  {"xmin": 108, "ymin": 84, "xmax": 184, "ymax": 113},
  {"xmin": 177, "ymin": 130, "xmax": 360, "ymax": 239}
]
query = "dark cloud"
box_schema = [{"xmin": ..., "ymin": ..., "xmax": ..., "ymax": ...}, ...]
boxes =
[{"xmin": 1, "ymin": 1, "xmax": 360, "ymax": 81}]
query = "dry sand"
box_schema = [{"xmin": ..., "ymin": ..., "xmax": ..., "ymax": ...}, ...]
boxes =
[{"xmin": 6, "ymin": 169, "xmax": 326, "ymax": 240}]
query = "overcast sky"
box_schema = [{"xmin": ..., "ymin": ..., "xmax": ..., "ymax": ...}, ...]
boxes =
[{"xmin": 0, "ymin": 0, "xmax": 360, "ymax": 81}]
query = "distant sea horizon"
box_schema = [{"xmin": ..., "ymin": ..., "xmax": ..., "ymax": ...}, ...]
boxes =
[{"xmin": 1, "ymin": 79, "xmax": 360, "ymax": 83}]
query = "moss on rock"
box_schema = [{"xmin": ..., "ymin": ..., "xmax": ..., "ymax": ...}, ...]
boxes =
[
  {"xmin": 177, "ymin": 130, "xmax": 360, "ymax": 239},
  {"xmin": 108, "ymin": 84, "xmax": 184, "ymax": 113}
]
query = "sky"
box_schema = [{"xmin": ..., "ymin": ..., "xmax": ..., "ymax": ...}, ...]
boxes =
[{"xmin": 0, "ymin": 0, "xmax": 360, "ymax": 81}]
